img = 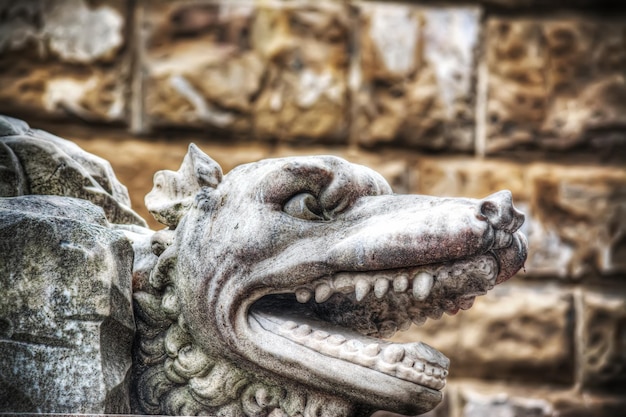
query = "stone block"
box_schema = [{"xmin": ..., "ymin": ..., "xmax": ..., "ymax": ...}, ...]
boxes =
[
  {"xmin": 525, "ymin": 164, "xmax": 626, "ymax": 278},
  {"xmin": 581, "ymin": 288, "xmax": 626, "ymax": 391},
  {"xmin": 141, "ymin": 1, "xmax": 260, "ymax": 134},
  {"xmin": 392, "ymin": 283, "xmax": 575, "ymax": 384},
  {"xmin": 484, "ymin": 17, "xmax": 626, "ymax": 152},
  {"xmin": 413, "ymin": 157, "xmax": 527, "ymax": 200},
  {"xmin": 252, "ymin": 1, "xmax": 351, "ymax": 143},
  {"xmin": 353, "ymin": 4, "xmax": 480, "ymax": 151},
  {"xmin": 0, "ymin": 196, "xmax": 135, "ymax": 412},
  {"xmin": 0, "ymin": 0, "xmax": 130, "ymax": 123},
  {"xmin": 142, "ymin": 1, "xmax": 351, "ymax": 143}
]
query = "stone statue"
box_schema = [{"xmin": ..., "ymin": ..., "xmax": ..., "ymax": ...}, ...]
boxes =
[{"xmin": 0, "ymin": 115, "xmax": 528, "ymax": 416}]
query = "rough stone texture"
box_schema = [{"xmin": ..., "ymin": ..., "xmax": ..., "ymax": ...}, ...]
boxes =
[
  {"xmin": 0, "ymin": 0, "xmax": 129, "ymax": 123},
  {"xmin": 353, "ymin": 4, "xmax": 480, "ymax": 151},
  {"xmin": 526, "ymin": 164, "xmax": 626, "ymax": 279},
  {"xmin": 252, "ymin": 2, "xmax": 351, "ymax": 143},
  {"xmin": 392, "ymin": 283, "xmax": 575, "ymax": 384},
  {"xmin": 484, "ymin": 17, "xmax": 626, "ymax": 152},
  {"xmin": 581, "ymin": 288, "xmax": 626, "ymax": 391},
  {"xmin": 142, "ymin": 1, "xmax": 350, "ymax": 143},
  {"xmin": 0, "ymin": 195, "xmax": 135, "ymax": 413},
  {"xmin": 142, "ymin": 1, "xmax": 260, "ymax": 134}
]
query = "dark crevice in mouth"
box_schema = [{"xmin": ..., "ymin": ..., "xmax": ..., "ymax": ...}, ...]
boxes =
[{"xmin": 247, "ymin": 254, "xmax": 499, "ymax": 391}]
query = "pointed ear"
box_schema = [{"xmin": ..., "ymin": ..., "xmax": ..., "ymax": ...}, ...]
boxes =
[
  {"xmin": 145, "ymin": 144, "xmax": 223, "ymax": 228},
  {"xmin": 185, "ymin": 143, "xmax": 223, "ymax": 189}
]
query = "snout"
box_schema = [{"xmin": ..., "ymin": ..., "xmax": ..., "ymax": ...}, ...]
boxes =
[{"xmin": 476, "ymin": 191, "xmax": 527, "ymax": 284}]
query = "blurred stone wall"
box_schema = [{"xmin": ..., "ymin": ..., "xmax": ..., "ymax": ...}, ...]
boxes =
[{"xmin": 1, "ymin": 0, "xmax": 625, "ymax": 416}]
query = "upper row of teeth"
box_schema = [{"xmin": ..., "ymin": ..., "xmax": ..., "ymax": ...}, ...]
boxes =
[
  {"xmin": 297, "ymin": 271, "xmax": 436, "ymax": 304},
  {"xmin": 295, "ymin": 257, "xmax": 497, "ymax": 305},
  {"xmin": 279, "ymin": 320, "xmax": 447, "ymax": 390}
]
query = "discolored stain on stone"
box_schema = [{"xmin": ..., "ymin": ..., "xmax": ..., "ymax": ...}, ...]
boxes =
[
  {"xmin": 0, "ymin": 0, "xmax": 129, "ymax": 123},
  {"xmin": 581, "ymin": 288, "xmax": 626, "ymax": 391},
  {"xmin": 484, "ymin": 17, "xmax": 626, "ymax": 153},
  {"xmin": 353, "ymin": 4, "xmax": 480, "ymax": 151}
]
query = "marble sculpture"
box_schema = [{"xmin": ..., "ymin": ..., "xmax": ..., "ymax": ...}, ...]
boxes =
[{"xmin": 0, "ymin": 115, "xmax": 527, "ymax": 416}]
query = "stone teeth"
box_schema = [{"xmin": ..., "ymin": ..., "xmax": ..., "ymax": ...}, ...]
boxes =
[
  {"xmin": 333, "ymin": 273, "xmax": 354, "ymax": 294},
  {"xmin": 382, "ymin": 345, "xmax": 405, "ymax": 364},
  {"xmin": 412, "ymin": 271, "xmax": 433, "ymax": 301},
  {"xmin": 295, "ymin": 288, "xmax": 312, "ymax": 303},
  {"xmin": 312, "ymin": 330, "xmax": 329, "ymax": 340},
  {"xmin": 315, "ymin": 283, "xmax": 332, "ymax": 303},
  {"xmin": 294, "ymin": 324, "xmax": 312, "ymax": 337},
  {"xmin": 281, "ymin": 321, "xmax": 298, "ymax": 331},
  {"xmin": 402, "ymin": 357, "xmax": 415, "ymax": 367},
  {"xmin": 414, "ymin": 361, "xmax": 425, "ymax": 372},
  {"xmin": 355, "ymin": 279, "xmax": 371, "ymax": 302},
  {"xmin": 345, "ymin": 339, "xmax": 363, "ymax": 352},
  {"xmin": 374, "ymin": 278, "xmax": 390, "ymax": 299},
  {"xmin": 364, "ymin": 343, "xmax": 381, "ymax": 357},
  {"xmin": 328, "ymin": 334, "xmax": 346, "ymax": 345},
  {"xmin": 393, "ymin": 274, "xmax": 409, "ymax": 292}
]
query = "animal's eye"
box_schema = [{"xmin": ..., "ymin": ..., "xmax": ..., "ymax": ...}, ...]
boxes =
[{"xmin": 283, "ymin": 193, "xmax": 326, "ymax": 221}]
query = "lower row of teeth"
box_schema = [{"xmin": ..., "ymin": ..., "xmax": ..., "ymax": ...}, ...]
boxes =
[
  {"xmin": 295, "ymin": 256, "xmax": 497, "ymax": 304},
  {"xmin": 278, "ymin": 319, "xmax": 446, "ymax": 390}
]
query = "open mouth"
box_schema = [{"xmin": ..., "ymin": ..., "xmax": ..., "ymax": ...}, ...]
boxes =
[{"xmin": 247, "ymin": 253, "xmax": 499, "ymax": 392}]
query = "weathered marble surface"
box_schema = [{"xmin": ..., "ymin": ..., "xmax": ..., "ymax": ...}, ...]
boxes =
[
  {"xmin": 0, "ymin": 195, "xmax": 135, "ymax": 413},
  {"xmin": 0, "ymin": 116, "xmax": 145, "ymax": 226},
  {"xmin": 132, "ymin": 144, "xmax": 527, "ymax": 416},
  {"xmin": 0, "ymin": 115, "xmax": 143, "ymax": 412}
]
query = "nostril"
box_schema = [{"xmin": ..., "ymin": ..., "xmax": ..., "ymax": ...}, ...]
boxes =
[
  {"xmin": 478, "ymin": 190, "xmax": 518, "ymax": 232},
  {"xmin": 480, "ymin": 200, "xmax": 499, "ymax": 221}
]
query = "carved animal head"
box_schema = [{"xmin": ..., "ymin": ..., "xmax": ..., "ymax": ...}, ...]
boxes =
[{"xmin": 132, "ymin": 144, "xmax": 527, "ymax": 417}]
